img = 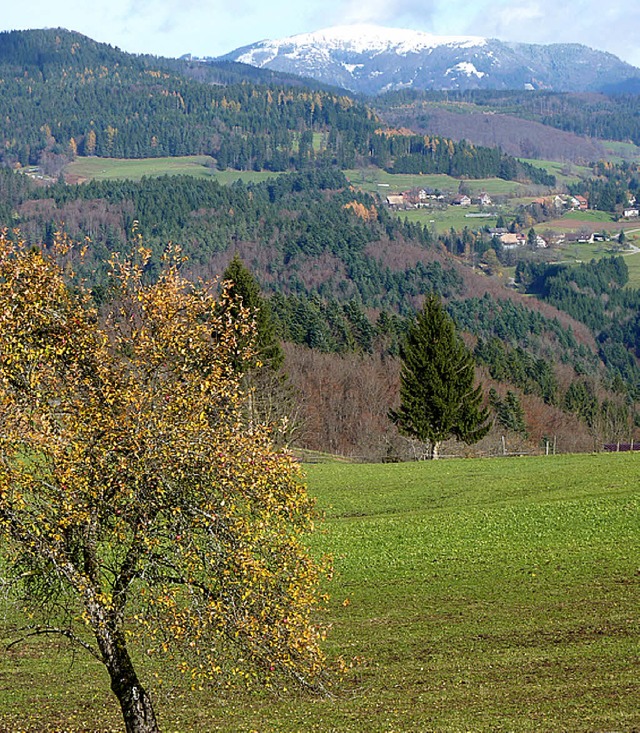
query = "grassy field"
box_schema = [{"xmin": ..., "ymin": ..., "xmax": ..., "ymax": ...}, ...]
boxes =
[
  {"xmin": 400, "ymin": 206, "xmax": 498, "ymax": 233},
  {"xmin": 601, "ymin": 140, "xmax": 640, "ymax": 164},
  {"xmin": 561, "ymin": 210, "xmax": 615, "ymax": 224},
  {"xmin": 623, "ymin": 249, "xmax": 640, "ymax": 287},
  {"xmin": 1, "ymin": 452, "xmax": 638, "ymax": 732},
  {"xmin": 344, "ymin": 168, "xmax": 526, "ymax": 197},
  {"xmin": 517, "ymin": 159, "xmax": 591, "ymax": 188},
  {"xmin": 64, "ymin": 156, "xmax": 281, "ymax": 184}
]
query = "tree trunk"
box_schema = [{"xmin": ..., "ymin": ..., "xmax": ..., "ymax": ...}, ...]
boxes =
[{"xmin": 104, "ymin": 631, "xmax": 160, "ymax": 733}]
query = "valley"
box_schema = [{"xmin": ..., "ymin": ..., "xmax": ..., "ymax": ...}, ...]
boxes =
[{"xmin": 1, "ymin": 23, "xmax": 640, "ymax": 733}]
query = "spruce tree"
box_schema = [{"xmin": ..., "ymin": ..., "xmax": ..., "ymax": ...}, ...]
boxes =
[
  {"xmin": 390, "ymin": 294, "xmax": 490, "ymax": 459},
  {"xmin": 221, "ymin": 256, "xmax": 297, "ymax": 443},
  {"xmin": 221, "ymin": 254, "xmax": 284, "ymax": 371},
  {"xmin": 490, "ymin": 388, "xmax": 528, "ymax": 437}
]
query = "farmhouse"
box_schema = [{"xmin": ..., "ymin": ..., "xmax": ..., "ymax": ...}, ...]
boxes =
[
  {"xmin": 548, "ymin": 233, "xmax": 566, "ymax": 246},
  {"xmin": 386, "ymin": 194, "xmax": 405, "ymax": 208},
  {"xmin": 488, "ymin": 227, "xmax": 508, "ymax": 237},
  {"xmin": 451, "ymin": 194, "xmax": 471, "ymax": 206},
  {"xmin": 574, "ymin": 195, "xmax": 588, "ymax": 210},
  {"xmin": 402, "ymin": 188, "xmax": 430, "ymax": 206},
  {"xmin": 499, "ymin": 232, "xmax": 527, "ymax": 249}
]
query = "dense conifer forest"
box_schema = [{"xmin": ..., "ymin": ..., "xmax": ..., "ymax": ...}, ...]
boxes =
[
  {"xmin": 2, "ymin": 28, "xmax": 640, "ymax": 457},
  {"xmin": 0, "ymin": 28, "xmax": 553, "ymax": 184}
]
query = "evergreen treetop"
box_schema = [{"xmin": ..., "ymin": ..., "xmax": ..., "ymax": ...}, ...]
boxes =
[
  {"xmin": 390, "ymin": 294, "xmax": 490, "ymax": 459},
  {"xmin": 221, "ymin": 254, "xmax": 284, "ymax": 371}
]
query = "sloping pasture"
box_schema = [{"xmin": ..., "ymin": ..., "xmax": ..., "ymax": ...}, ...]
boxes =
[{"xmin": 1, "ymin": 453, "xmax": 638, "ymax": 731}]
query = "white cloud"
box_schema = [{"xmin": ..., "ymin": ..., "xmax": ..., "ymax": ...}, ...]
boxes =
[
  {"xmin": 1, "ymin": 0, "xmax": 640, "ymax": 66},
  {"xmin": 317, "ymin": 0, "xmax": 438, "ymax": 30},
  {"xmin": 494, "ymin": 3, "xmax": 544, "ymax": 26},
  {"xmin": 463, "ymin": 0, "xmax": 640, "ymax": 66}
]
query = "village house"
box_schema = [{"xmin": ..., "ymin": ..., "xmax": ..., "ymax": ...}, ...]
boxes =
[
  {"xmin": 567, "ymin": 196, "xmax": 581, "ymax": 209},
  {"xmin": 385, "ymin": 194, "xmax": 405, "ymax": 208},
  {"xmin": 451, "ymin": 194, "xmax": 472, "ymax": 206},
  {"xmin": 548, "ymin": 232, "xmax": 566, "ymax": 246},
  {"xmin": 401, "ymin": 188, "xmax": 433, "ymax": 207},
  {"xmin": 574, "ymin": 195, "xmax": 588, "ymax": 210},
  {"xmin": 475, "ymin": 192, "xmax": 492, "ymax": 206},
  {"xmin": 533, "ymin": 234, "xmax": 548, "ymax": 248},
  {"xmin": 499, "ymin": 232, "xmax": 527, "ymax": 249}
]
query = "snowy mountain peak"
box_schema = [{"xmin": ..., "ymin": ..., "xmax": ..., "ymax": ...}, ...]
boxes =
[
  {"xmin": 220, "ymin": 25, "xmax": 640, "ymax": 95},
  {"xmin": 236, "ymin": 25, "xmax": 487, "ymax": 64}
]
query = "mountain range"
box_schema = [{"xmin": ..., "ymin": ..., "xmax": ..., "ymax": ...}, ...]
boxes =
[{"xmin": 219, "ymin": 25, "xmax": 640, "ymax": 95}]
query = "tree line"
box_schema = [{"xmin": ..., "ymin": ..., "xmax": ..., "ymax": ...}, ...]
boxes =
[
  {"xmin": 377, "ymin": 88, "xmax": 640, "ymax": 147},
  {"xmin": 0, "ymin": 28, "xmax": 554, "ymax": 185}
]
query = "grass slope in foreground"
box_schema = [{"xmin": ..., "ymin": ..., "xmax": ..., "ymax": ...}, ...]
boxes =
[{"xmin": 1, "ymin": 453, "xmax": 638, "ymax": 731}]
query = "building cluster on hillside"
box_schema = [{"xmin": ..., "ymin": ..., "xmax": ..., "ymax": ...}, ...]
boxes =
[
  {"xmin": 385, "ymin": 188, "xmax": 492, "ymax": 210},
  {"xmin": 487, "ymin": 228, "xmax": 550, "ymax": 249},
  {"xmin": 384, "ymin": 185, "xmax": 637, "ymax": 252}
]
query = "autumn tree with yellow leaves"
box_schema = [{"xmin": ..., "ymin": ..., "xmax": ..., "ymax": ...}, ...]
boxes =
[{"xmin": 0, "ymin": 233, "xmax": 327, "ymax": 733}]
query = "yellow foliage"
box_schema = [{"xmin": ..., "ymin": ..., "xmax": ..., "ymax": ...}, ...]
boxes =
[
  {"xmin": 343, "ymin": 201, "xmax": 377, "ymax": 222},
  {"xmin": 0, "ymin": 231, "xmax": 329, "ymax": 720}
]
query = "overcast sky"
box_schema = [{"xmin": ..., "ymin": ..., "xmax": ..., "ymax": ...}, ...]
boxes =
[{"xmin": 2, "ymin": 0, "xmax": 639, "ymax": 67}]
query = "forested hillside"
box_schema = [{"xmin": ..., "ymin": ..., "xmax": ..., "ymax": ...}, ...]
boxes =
[
  {"xmin": 3, "ymin": 161, "xmax": 635, "ymax": 456},
  {"xmin": 2, "ymin": 28, "xmax": 640, "ymax": 458},
  {"xmin": 376, "ymin": 89, "xmax": 640, "ymax": 159},
  {"xmin": 0, "ymin": 29, "xmax": 552, "ymax": 185}
]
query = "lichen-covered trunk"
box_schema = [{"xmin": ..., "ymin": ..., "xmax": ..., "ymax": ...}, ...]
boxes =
[
  {"xmin": 98, "ymin": 623, "xmax": 160, "ymax": 733},
  {"xmin": 109, "ymin": 654, "xmax": 159, "ymax": 733}
]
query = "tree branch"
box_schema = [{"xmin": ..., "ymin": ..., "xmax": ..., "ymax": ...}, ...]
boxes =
[{"xmin": 7, "ymin": 625, "xmax": 102, "ymax": 662}]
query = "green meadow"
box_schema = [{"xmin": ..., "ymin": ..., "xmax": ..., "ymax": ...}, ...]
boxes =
[
  {"xmin": 344, "ymin": 168, "xmax": 526, "ymax": 197},
  {"xmin": 601, "ymin": 140, "xmax": 640, "ymax": 165},
  {"xmin": 64, "ymin": 156, "xmax": 281, "ymax": 184},
  {"xmin": 516, "ymin": 159, "xmax": 591, "ymax": 188},
  {"xmin": 1, "ymin": 452, "xmax": 638, "ymax": 732},
  {"xmin": 560, "ymin": 210, "xmax": 615, "ymax": 224},
  {"xmin": 399, "ymin": 206, "xmax": 498, "ymax": 233},
  {"xmin": 622, "ymin": 249, "xmax": 640, "ymax": 288}
]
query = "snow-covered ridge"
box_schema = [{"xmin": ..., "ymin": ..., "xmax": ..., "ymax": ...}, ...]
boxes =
[
  {"xmin": 221, "ymin": 24, "xmax": 640, "ymax": 95},
  {"xmin": 236, "ymin": 24, "xmax": 487, "ymax": 66}
]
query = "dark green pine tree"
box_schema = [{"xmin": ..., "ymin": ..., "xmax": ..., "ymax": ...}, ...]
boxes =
[
  {"xmin": 221, "ymin": 256, "xmax": 299, "ymax": 444},
  {"xmin": 490, "ymin": 388, "xmax": 528, "ymax": 437},
  {"xmin": 221, "ymin": 254, "xmax": 284, "ymax": 372},
  {"xmin": 390, "ymin": 294, "xmax": 490, "ymax": 459}
]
